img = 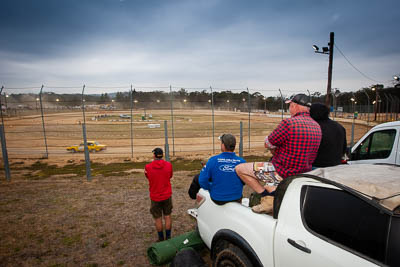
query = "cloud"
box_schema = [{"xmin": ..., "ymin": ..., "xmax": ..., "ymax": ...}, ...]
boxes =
[{"xmin": 0, "ymin": 0, "xmax": 399, "ymax": 94}]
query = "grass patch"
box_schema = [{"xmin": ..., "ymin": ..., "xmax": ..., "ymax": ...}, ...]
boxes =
[
  {"xmin": 23, "ymin": 161, "xmax": 147, "ymax": 179},
  {"xmin": 62, "ymin": 235, "xmax": 81, "ymax": 246},
  {"xmin": 100, "ymin": 241, "xmax": 109, "ymax": 248},
  {"xmin": 20, "ymin": 156, "xmax": 269, "ymax": 179},
  {"xmin": 243, "ymin": 155, "xmax": 271, "ymax": 162},
  {"xmin": 171, "ymin": 159, "xmax": 205, "ymax": 171}
]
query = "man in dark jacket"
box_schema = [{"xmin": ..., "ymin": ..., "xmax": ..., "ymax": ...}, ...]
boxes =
[
  {"xmin": 310, "ymin": 103, "xmax": 347, "ymax": 167},
  {"xmin": 188, "ymin": 160, "xmax": 206, "ymax": 200},
  {"xmin": 145, "ymin": 148, "xmax": 173, "ymax": 241}
]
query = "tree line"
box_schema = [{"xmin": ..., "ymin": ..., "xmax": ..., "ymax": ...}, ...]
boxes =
[{"xmin": 3, "ymin": 85, "xmax": 400, "ymax": 112}]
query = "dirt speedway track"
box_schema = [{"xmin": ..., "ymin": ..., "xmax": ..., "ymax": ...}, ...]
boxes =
[{"xmin": 2, "ymin": 109, "xmax": 372, "ymax": 162}]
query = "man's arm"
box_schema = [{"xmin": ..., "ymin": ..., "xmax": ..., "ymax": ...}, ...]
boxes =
[
  {"xmin": 266, "ymin": 120, "xmax": 289, "ymax": 153},
  {"xmin": 264, "ymin": 136, "xmax": 277, "ymax": 155}
]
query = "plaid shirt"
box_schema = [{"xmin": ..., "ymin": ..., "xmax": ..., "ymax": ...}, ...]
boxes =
[{"xmin": 267, "ymin": 112, "xmax": 321, "ymax": 178}]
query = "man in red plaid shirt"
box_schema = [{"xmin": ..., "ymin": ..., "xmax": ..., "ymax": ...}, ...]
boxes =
[{"xmin": 236, "ymin": 93, "xmax": 322, "ymax": 214}]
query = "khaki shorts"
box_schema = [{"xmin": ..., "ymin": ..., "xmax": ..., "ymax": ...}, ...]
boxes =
[
  {"xmin": 253, "ymin": 162, "xmax": 283, "ymax": 186},
  {"xmin": 150, "ymin": 197, "xmax": 173, "ymax": 219}
]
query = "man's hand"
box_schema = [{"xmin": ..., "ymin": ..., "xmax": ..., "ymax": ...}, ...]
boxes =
[{"xmin": 264, "ymin": 137, "xmax": 276, "ymax": 155}]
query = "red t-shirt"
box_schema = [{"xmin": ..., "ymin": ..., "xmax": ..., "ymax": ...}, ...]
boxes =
[{"xmin": 145, "ymin": 159, "xmax": 173, "ymax": 201}]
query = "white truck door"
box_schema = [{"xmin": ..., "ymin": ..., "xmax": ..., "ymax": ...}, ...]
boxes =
[
  {"xmin": 274, "ymin": 181, "xmax": 381, "ymax": 267},
  {"xmin": 348, "ymin": 127, "xmax": 398, "ymax": 165}
]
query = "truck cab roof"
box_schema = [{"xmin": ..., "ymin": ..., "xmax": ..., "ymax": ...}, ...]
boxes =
[
  {"xmin": 371, "ymin": 121, "xmax": 400, "ymax": 130},
  {"xmin": 283, "ymin": 164, "xmax": 400, "ymax": 214}
]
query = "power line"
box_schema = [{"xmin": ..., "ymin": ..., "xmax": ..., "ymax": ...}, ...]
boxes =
[{"xmin": 334, "ymin": 44, "xmax": 383, "ymax": 84}]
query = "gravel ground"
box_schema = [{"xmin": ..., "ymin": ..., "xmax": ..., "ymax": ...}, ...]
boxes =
[{"xmin": 0, "ymin": 170, "xmax": 204, "ymax": 267}]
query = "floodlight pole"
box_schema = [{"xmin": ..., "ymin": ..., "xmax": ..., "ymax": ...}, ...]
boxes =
[
  {"xmin": 314, "ymin": 32, "xmax": 334, "ymax": 107},
  {"xmin": 326, "ymin": 32, "xmax": 334, "ymax": 107}
]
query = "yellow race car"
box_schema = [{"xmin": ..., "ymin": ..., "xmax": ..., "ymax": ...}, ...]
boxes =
[{"xmin": 66, "ymin": 141, "xmax": 107, "ymax": 153}]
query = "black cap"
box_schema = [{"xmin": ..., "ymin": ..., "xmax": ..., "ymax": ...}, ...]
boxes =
[
  {"xmin": 152, "ymin": 147, "xmax": 163, "ymax": 158},
  {"xmin": 285, "ymin": 93, "xmax": 311, "ymax": 107},
  {"xmin": 219, "ymin": 133, "xmax": 236, "ymax": 151}
]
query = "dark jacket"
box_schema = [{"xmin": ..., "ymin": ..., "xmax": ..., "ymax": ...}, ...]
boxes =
[
  {"xmin": 188, "ymin": 174, "xmax": 200, "ymax": 200},
  {"xmin": 310, "ymin": 103, "xmax": 347, "ymax": 167}
]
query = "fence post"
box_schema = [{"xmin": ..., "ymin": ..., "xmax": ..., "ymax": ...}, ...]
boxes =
[
  {"xmin": 239, "ymin": 121, "xmax": 243, "ymax": 158},
  {"xmin": 81, "ymin": 85, "xmax": 91, "ymax": 181},
  {"xmin": 0, "ymin": 125, "xmax": 11, "ymax": 181},
  {"xmin": 39, "ymin": 85, "xmax": 49, "ymax": 158},
  {"xmin": 383, "ymin": 93, "xmax": 389, "ymax": 122},
  {"xmin": 350, "ymin": 101, "xmax": 355, "ymax": 147},
  {"xmin": 394, "ymin": 96, "xmax": 400, "ymax": 121},
  {"xmin": 211, "ymin": 86, "xmax": 215, "ymax": 154},
  {"xmin": 0, "ymin": 86, "xmax": 5, "ymax": 127},
  {"xmin": 247, "ymin": 87, "xmax": 251, "ymax": 152},
  {"xmin": 363, "ymin": 90, "xmax": 370, "ymax": 125},
  {"xmin": 279, "ymin": 89, "xmax": 284, "ymax": 121},
  {"xmin": 169, "ymin": 85, "xmax": 175, "ymax": 156},
  {"xmin": 130, "ymin": 85, "xmax": 134, "ymax": 159},
  {"xmin": 164, "ymin": 120, "xmax": 170, "ymax": 161},
  {"xmin": 388, "ymin": 94, "xmax": 395, "ymax": 121}
]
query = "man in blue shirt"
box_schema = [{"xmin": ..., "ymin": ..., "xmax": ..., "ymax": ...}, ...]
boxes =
[{"xmin": 199, "ymin": 133, "xmax": 246, "ymax": 205}]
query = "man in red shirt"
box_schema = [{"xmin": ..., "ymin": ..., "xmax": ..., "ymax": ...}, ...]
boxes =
[
  {"xmin": 144, "ymin": 148, "xmax": 173, "ymax": 241},
  {"xmin": 236, "ymin": 94, "xmax": 321, "ymax": 214}
]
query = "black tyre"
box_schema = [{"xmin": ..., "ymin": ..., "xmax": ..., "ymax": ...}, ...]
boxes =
[{"xmin": 214, "ymin": 246, "xmax": 253, "ymax": 267}]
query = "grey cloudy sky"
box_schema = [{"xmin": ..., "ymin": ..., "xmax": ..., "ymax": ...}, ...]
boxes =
[{"xmin": 1, "ymin": 0, "xmax": 399, "ymax": 95}]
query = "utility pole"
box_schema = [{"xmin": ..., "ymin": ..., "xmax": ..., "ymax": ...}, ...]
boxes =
[
  {"xmin": 313, "ymin": 32, "xmax": 334, "ymax": 107},
  {"xmin": 326, "ymin": 32, "xmax": 334, "ymax": 107}
]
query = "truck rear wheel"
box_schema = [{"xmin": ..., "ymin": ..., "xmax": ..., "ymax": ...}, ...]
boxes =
[{"xmin": 214, "ymin": 246, "xmax": 253, "ymax": 267}]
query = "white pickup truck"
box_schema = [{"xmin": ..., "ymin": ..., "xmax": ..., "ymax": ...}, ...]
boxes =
[
  {"xmin": 348, "ymin": 121, "xmax": 400, "ymax": 165},
  {"xmin": 194, "ymin": 164, "xmax": 400, "ymax": 267}
]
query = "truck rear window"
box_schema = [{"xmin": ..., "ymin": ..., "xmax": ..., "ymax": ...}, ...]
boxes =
[{"xmin": 301, "ymin": 185, "xmax": 390, "ymax": 264}]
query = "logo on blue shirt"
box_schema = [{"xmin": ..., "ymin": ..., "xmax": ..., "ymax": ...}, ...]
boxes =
[{"xmin": 219, "ymin": 164, "xmax": 235, "ymax": 172}]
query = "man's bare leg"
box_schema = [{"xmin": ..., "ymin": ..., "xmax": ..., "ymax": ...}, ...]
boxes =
[
  {"xmin": 164, "ymin": 215, "xmax": 172, "ymax": 239},
  {"xmin": 155, "ymin": 217, "xmax": 163, "ymax": 232},
  {"xmin": 235, "ymin": 163, "xmax": 275, "ymax": 214},
  {"xmin": 164, "ymin": 215, "xmax": 171, "ymax": 231},
  {"xmin": 235, "ymin": 163, "xmax": 276, "ymax": 193}
]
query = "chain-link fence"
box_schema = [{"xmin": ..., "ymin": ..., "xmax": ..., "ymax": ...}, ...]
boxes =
[{"xmin": 0, "ymin": 85, "xmax": 398, "ymax": 180}]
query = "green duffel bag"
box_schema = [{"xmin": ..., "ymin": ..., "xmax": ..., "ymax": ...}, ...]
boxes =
[{"xmin": 147, "ymin": 230, "xmax": 205, "ymax": 266}]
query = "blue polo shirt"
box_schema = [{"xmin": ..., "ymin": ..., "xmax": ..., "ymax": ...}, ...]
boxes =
[{"xmin": 199, "ymin": 152, "xmax": 246, "ymax": 202}]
